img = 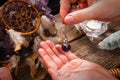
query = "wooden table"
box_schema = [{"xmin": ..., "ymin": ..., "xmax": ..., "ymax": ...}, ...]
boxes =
[{"xmin": 70, "ymin": 36, "xmax": 120, "ymax": 69}]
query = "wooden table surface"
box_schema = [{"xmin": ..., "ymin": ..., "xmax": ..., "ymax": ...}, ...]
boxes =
[{"xmin": 70, "ymin": 36, "xmax": 120, "ymax": 69}]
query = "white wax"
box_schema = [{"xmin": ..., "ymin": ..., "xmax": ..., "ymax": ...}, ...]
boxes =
[{"xmin": 87, "ymin": 20, "xmax": 102, "ymax": 29}]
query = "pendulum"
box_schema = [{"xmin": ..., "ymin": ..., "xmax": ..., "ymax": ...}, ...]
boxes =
[
  {"xmin": 62, "ymin": 26, "xmax": 71, "ymax": 52},
  {"xmin": 62, "ymin": 36, "xmax": 71, "ymax": 52}
]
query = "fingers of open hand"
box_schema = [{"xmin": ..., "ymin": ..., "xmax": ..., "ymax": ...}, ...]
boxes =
[
  {"xmin": 46, "ymin": 40, "xmax": 69, "ymax": 64},
  {"xmin": 39, "ymin": 41, "xmax": 64, "ymax": 69},
  {"xmin": 38, "ymin": 40, "xmax": 80, "ymax": 70},
  {"xmin": 55, "ymin": 44, "xmax": 78, "ymax": 60},
  {"xmin": 38, "ymin": 48, "xmax": 58, "ymax": 69}
]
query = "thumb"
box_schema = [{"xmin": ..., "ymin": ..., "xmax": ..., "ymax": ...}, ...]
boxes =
[
  {"xmin": 64, "ymin": 1, "xmax": 111, "ymax": 24},
  {"xmin": 48, "ymin": 68, "xmax": 60, "ymax": 80}
]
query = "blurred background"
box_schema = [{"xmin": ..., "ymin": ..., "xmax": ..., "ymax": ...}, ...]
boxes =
[{"xmin": 0, "ymin": 0, "xmax": 60, "ymax": 15}]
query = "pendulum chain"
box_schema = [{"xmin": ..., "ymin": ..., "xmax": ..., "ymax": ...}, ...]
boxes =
[{"xmin": 62, "ymin": 25, "xmax": 71, "ymax": 52}]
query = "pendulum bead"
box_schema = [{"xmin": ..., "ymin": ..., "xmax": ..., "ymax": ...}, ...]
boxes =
[
  {"xmin": 61, "ymin": 25, "xmax": 71, "ymax": 52},
  {"xmin": 62, "ymin": 43, "xmax": 71, "ymax": 52},
  {"xmin": 62, "ymin": 36, "xmax": 71, "ymax": 52}
]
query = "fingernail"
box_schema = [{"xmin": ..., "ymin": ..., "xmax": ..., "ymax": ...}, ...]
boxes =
[{"xmin": 65, "ymin": 15, "xmax": 74, "ymax": 24}]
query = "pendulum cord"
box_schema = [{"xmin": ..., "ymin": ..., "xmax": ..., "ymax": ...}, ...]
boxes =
[{"xmin": 62, "ymin": 25, "xmax": 71, "ymax": 52}]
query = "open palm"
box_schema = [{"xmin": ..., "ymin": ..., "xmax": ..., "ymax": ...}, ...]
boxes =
[{"xmin": 38, "ymin": 40, "xmax": 116, "ymax": 80}]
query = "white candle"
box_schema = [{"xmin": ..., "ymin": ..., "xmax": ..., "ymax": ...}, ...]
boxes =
[{"xmin": 87, "ymin": 20, "xmax": 102, "ymax": 30}]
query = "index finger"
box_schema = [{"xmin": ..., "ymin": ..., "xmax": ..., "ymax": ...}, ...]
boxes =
[{"xmin": 60, "ymin": 0, "xmax": 77, "ymax": 23}]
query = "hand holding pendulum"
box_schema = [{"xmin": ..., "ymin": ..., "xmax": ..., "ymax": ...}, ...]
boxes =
[
  {"xmin": 61, "ymin": 0, "xmax": 87, "ymax": 52},
  {"xmin": 62, "ymin": 26, "xmax": 71, "ymax": 52}
]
